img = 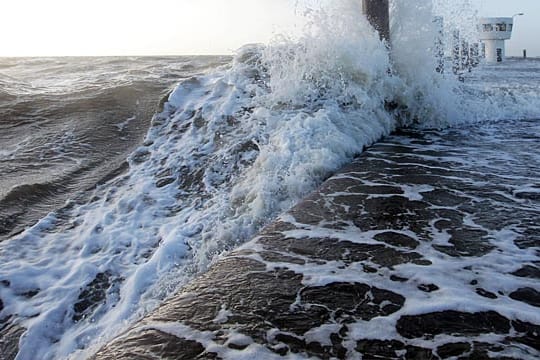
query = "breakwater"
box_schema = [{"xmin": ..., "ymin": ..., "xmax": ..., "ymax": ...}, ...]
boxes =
[{"xmin": 94, "ymin": 121, "xmax": 540, "ymax": 359}]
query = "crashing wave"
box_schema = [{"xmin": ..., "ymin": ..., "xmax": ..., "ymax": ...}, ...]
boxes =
[{"xmin": 1, "ymin": 1, "xmax": 540, "ymax": 359}]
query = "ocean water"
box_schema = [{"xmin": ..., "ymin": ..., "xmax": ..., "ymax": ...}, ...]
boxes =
[
  {"xmin": 0, "ymin": 56, "xmax": 230, "ymax": 241},
  {"xmin": 0, "ymin": 1, "xmax": 539, "ymax": 359}
]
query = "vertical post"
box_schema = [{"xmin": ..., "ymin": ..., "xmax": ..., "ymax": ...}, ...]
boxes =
[
  {"xmin": 452, "ymin": 30, "xmax": 461, "ymax": 74},
  {"xmin": 433, "ymin": 16, "xmax": 445, "ymax": 73},
  {"xmin": 362, "ymin": 0, "xmax": 390, "ymax": 45},
  {"xmin": 461, "ymin": 39, "xmax": 470, "ymax": 71},
  {"xmin": 523, "ymin": 49, "xmax": 527, "ymax": 59},
  {"xmin": 471, "ymin": 43, "xmax": 480, "ymax": 67}
]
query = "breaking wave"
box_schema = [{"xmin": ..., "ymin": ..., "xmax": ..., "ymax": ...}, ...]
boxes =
[{"xmin": 1, "ymin": 1, "xmax": 539, "ymax": 359}]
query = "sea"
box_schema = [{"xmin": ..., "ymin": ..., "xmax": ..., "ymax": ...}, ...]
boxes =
[{"xmin": 1, "ymin": 1, "xmax": 540, "ymax": 359}]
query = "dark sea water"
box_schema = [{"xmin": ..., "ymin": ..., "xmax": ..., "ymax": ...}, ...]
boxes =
[{"xmin": 0, "ymin": 56, "xmax": 230, "ymax": 241}]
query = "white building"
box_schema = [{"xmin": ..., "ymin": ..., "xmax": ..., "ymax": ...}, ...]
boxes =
[{"xmin": 478, "ymin": 17, "xmax": 514, "ymax": 63}]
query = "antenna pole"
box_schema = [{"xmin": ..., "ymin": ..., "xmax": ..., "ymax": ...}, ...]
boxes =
[{"xmin": 362, "ymin": 0, "xmax": 390, "ymax": 44}]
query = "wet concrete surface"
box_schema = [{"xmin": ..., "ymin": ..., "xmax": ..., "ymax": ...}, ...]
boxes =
[{"xmin": 90, "ymin": 121, "xmax": 539, "ymax": 358}]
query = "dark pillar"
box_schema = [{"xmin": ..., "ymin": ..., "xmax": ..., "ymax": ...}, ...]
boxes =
[
  {"xmin": 470, "ymin": 43, "xmax": 480, "ymax": 67},
  {"xmin": 523, "ymin": 49, "xmax": 527, "ymax": 59},
  {"xmin": 362, "ymin": 0, "xmax": 390, "ymax": 44},
  {"xmin": 434, "ymin": 16, "xmax": 445, "ymax": 73},
  {"xmin": 452, "ymin": 30, "xmax": 461, "ymax": 74},
  {"xmin": 461, "ymin": 39, "xmax": 471, "ymax": 71}
]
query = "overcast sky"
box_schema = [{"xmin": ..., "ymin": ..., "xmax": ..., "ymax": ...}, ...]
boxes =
[{"xmin": 0, "ymin": 0, "xmax": 537, "ymax": 57}]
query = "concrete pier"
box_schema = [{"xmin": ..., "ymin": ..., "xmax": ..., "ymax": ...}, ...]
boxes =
[
  {"xmin": 94, "ymin": 123, "xmax": 540, "ymax": 359},
  {"xmin": 362, "ymin": 0, "xmax": 390, "ymax": 43}
]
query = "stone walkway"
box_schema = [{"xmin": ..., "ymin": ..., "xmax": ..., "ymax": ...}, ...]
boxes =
[{"xmin": 94, "ymin": 122, "xmax": 540, "ymax": 359}]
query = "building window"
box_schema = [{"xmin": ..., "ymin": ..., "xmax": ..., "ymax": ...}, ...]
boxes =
[
  {"xmin": 483, "ymin": 24, "xmax": 494, "ymax": 32},
  {"xmin": 496, "ymin": 23, "xmax": 507, "ymax": 32}
]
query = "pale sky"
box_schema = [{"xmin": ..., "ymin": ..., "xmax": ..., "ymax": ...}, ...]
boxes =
[
  {"xmin": 0, "ymin": 0, "xmax": 538, "ymax": 57},
  {"xmin": 0, "ymin": 0, "xmax": 302, "ymax": 56}
]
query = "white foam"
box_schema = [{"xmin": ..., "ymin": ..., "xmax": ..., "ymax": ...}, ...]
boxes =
[{"xmin": 1, "ymin": 1, "xmax": 540, "ymax": 359}]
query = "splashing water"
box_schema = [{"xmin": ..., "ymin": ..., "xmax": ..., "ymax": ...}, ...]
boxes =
[{"xmin": 1, "ymin": 1, "xmax": 539, "ymax": 359}]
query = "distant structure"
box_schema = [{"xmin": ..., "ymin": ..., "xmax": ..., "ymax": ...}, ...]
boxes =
[{"xmin": 478, "ymin": 17, "xmax": 516, "ymax": 63}]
